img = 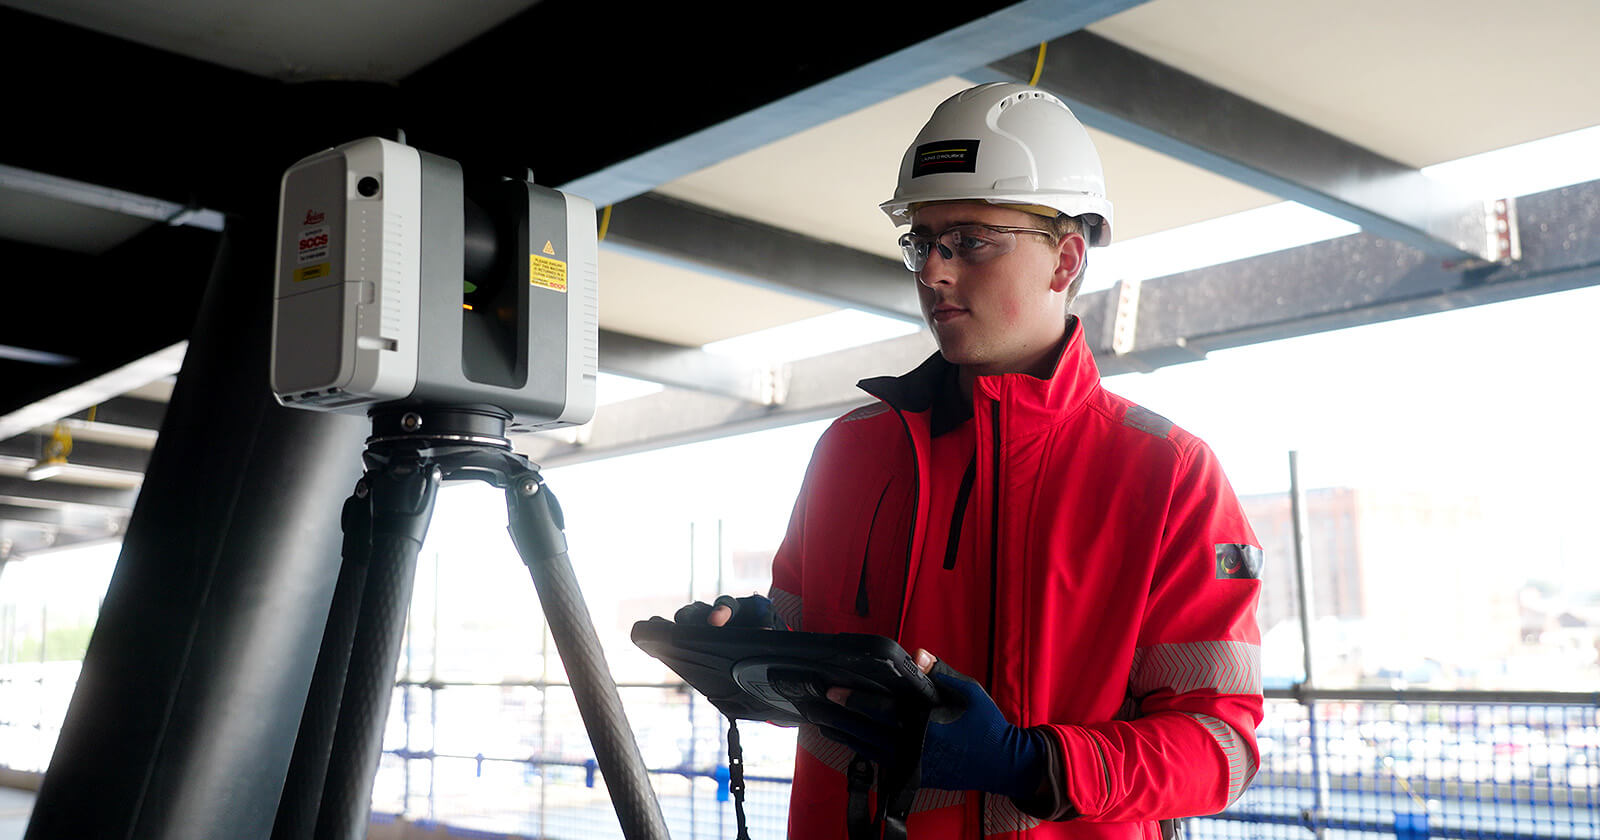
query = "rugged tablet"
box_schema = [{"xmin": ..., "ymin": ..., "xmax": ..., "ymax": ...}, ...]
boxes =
[{"xmin": 629, "ymin": 617, "xmax": 938, "ymax": 725}]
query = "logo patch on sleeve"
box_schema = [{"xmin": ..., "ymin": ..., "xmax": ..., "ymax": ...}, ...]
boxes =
[
  {"xmin": 913, "ymin": 140, "xmax": 980, "ymax": 177},
  {"xmin": 1215, "ymin": 544, "xmax": 1263, "ymax": 580}
]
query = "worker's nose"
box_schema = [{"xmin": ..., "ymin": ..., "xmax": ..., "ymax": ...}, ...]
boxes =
[{"xmin": 916, "ymin": 246, "xmax": 957, "ymax": 288}]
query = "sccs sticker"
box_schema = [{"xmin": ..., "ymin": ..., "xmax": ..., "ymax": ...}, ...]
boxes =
[{"xmin": 297, "ymin": 226, "xmax": 330, "ymax": 264}]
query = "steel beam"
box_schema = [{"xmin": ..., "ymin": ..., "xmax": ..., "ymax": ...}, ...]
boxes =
[
  {"xmin": 0, "ymin": 436, "xmax": 152, "ymax": 474},
  {"xmin": 599, "ymin": 331, "xmax": 787, "ymax": 405},
  {"xmin": 0, "ymin": 505, "xmax": 71, "ymax": 527},
  {"xmin": 560, "ymin": 0, "xmax": 1155, "ymax": 204},
  {"xmin": 0, "ymin": 346, "xmax": 187, "ymax": 443},
  {"xmin": 0, "ymin": 476, "xmax": 138, "ymax": 511},
  {"xmin": 518, "ymin": 178, "xmax": 1600, "ymax": 465},
  {"xmin": 64, "ymin": 398, "xmax": 168, "ymax": 432},
  {"xmin": 603, "ymin": 193, "xmax": 919, "ymax": 322},
  {"xmin": 1080, "ymin": 180, "xmax": 1600, "ymax": 375},
  {"xmin": 983, "ymin": 32, "xmax": 1500, "ymax": 262},
  {"xmin": 517, "ymin": 332, "xmax": 937, "ymax": 466},
  {"xmin": 0, "ymin": 164, "xmax": 224, "ymax": 231},
  {"xmin": 0, "ymin": 505, "xmax": 121, "ymax": 537}
]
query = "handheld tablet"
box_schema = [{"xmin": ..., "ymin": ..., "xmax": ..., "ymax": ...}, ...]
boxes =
[{"xmin": 630, "ymin": 617, "xmax": 938, "ymax": 726}]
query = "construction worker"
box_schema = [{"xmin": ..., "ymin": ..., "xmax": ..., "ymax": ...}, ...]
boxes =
[{"xmin": 698, "ymin": 82, "xmax": 1264, "ymax": 839}]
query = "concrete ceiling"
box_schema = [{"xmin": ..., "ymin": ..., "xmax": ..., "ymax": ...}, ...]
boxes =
[{"xmin": 2, "ymin": 0, "xmax": 1598, "ymax": 557}]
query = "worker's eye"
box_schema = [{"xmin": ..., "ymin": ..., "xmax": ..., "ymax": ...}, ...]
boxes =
[{"xmin": 947, "ymin": 227, "xmax": 1002, "ymax": 254}]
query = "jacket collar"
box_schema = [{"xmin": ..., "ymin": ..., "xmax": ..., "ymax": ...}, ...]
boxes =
[{"xmin": 858, "ymin": 316, "xmax": 1101, "ymax": 426}]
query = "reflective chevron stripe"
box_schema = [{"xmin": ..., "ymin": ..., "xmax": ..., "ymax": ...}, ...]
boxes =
[
  {"xmin": 912, "ymin": 788, "xmax": 965, "ymax": 813},
  {"xmin": 1129, "ymin": 640, "xmax": 1261, "ymax": 698},
  {"xmin": 797, "ymin": 724, "xmax": 852, "ymax": 774},
  {"xmin": 797, "ymin": 726, "xmax": 969, "ymax": 814},
  {"xmin": 984, "ymin": 795, "xmax": 1043, "ymax": 835},
  {"xmin": 769, "ymin": 586, "xmax": 801, "ymax": 631},
  {"xmin": 1186, "ymin": 712, "xmax": 1258, "ymax": 805}
]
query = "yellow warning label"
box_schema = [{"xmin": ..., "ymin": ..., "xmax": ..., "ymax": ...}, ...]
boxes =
[
  {"xmin": 530, "ymin": 254, "xmax": 568, "ymax": 293},
  {"xmin": 294, "ymin": 263, "xmax": 331, "ymax": 283},
  {"xmin": 542, "ymin": 240, "xmax": 556, "ymax": 256}
]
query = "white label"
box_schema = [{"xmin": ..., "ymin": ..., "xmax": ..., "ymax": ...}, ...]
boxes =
[{"xmin": 297, "ymin": 225, "xmax": 331, "ymax": 265}]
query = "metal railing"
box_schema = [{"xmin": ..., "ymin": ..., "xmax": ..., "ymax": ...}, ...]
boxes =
[{"xmin": 373, "ymin": 679, "xmax": 1599, "ymax": 840}]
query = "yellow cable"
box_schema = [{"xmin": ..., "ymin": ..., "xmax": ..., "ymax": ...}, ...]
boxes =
[
  {"xmin": 45, "ymin": 422, "xmax": 72, "ymax": 463},
  {"xmin": 598, "ymin": 204, "xmax": 613, "ymax": 241},
  {"xmin": 1028, "ymin": 42, "xmax": 1047, "ymax": 86},
  {"xmin": 87, "ymin": 404, "xmax": 97, "ymax": 423}
]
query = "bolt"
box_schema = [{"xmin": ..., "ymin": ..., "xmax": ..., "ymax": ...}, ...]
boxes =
[
  {"xmin": 355, "ymin": 480, "xmax": 370, "ymax": 499},
  {"xmin": 520, "ymin": 479, "xmax": 539, "ymax": 496},
  {"xmin": 401, "ymin": 412, "xmax": 423, "ymax": 431}
]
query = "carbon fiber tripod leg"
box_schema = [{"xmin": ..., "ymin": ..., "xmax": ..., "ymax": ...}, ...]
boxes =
[
  {"xmin": 272, "ymin": 491, "xmax": 374, "ymax": 840},
  {"xmin": 314, "ymin": 461, "xmax": 441, "ymax": 840},
  {"xmin": 505, "ymin": 471, "xmax": 670, "ymax": 840}
]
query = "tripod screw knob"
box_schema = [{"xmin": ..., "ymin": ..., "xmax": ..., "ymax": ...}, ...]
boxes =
[
  {"xmin": 519, "ymin": 478, "xmax": 539, "ymax": 496},
  {"xmin": 401, "ymin": 412, "xmax": 423, "ymax": 431}
]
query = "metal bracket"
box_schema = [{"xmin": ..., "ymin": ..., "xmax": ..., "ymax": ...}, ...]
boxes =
[
  {"xmin": 1446, "ymin": 197, "xmax": 1522, "ymax": 270},
  {"xmin": 1487, "ymin": 197, "xmax": 1521, "ymax": 264},
  {"xmin": 1110, "ymin": 277, "xmax": 1141, "ymax": 357},
  {"xmin": 758, "ymin": 364, "xmax": 792, "ymax": 407}
]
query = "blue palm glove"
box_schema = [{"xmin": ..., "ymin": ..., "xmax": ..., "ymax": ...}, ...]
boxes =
[{"xmin": 919, "ymin": 660, "xmax": 1049, "ymax": 800}]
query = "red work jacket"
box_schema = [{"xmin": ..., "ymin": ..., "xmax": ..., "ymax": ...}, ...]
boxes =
[{"xmin": 768, "ymin": 322, "xmax": 1264, "ymax": 839}]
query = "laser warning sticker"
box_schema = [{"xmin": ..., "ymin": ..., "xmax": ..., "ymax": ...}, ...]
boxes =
[
  {"xmin": 530, "ymin": 254, "xmax": 568, "ymax": 293},
  {"xmin": 1215, "ymin": 544, "xmax": 1264, "ymax": 580},
  {"xmin": 913, "ymin": 140, "xmax": 980, "ymax": 177}
]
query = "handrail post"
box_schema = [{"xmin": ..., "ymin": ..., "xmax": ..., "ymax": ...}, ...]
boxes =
[{"xmin": 1289, "ymin": 451, "xmax": 1332, "ymax": 838}]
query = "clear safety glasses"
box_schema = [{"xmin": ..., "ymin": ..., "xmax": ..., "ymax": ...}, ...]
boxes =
[{"xmin": 897, "ymin": 223, "xmax": 1055, "ymax": 273}]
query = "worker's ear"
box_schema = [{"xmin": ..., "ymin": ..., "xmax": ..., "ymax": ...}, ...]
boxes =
[{"xmin": 1049, "ymin": 232, "xmax": 1087, "ymax": 294}]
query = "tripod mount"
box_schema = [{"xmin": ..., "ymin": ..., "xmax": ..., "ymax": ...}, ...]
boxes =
[{"xmin": 271, "ymin": 405, "xmax": 670, "ymax": 840}]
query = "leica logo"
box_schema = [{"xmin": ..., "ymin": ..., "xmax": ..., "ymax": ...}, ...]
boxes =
[{"xmin": 304, "ymin": 210, "xmax": 326, "ymax": 225}]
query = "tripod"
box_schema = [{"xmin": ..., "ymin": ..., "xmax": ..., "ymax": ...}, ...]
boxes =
[{"xmin": 271, "ymin": 405, "xmax": 670, "ymax": 840}]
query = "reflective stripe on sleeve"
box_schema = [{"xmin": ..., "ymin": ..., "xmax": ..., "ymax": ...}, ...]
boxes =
[
  {"xmin": 1129, "ymin": 640, "xmax": 1261, "ymax": 698},
  {"xmin": 983, "ymin": 795, "xmax": 1043, "ymax": 835},
  {"xmin": 1185, "ymin": 712, "xmax": 1258, "ymax": 805},
  {"xmin": 769, "ymin": 586, "xmax": 802, "ymax": 631}
]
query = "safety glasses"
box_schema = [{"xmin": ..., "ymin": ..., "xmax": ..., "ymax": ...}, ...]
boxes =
[{"xmin": 897, "ymin": 223, "xmax": 1055, "ymax": 273}]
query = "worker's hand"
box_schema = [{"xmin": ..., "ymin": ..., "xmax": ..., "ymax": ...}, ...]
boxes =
[
  {"xmin": 915, "ymin": 650, "xmax": 1049, "ymax": 800},
  {"xmin": 673, "ymin": 594, "xmax": 788, "ymax": 630},
  {"xmin": 809, "ymin": 683, "xmax": 903, "ymax": 761}
]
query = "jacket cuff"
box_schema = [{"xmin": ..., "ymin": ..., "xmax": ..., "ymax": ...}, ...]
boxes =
[
  {"xmin": 1014, "ymin": 726, "xmax": 1080, "ymax": 821},
  {"xmin": 1039, "ymin": 723, "xmax": 1118, "ymax": 819}
]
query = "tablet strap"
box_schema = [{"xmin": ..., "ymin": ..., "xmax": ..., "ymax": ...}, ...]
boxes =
[
  {"xmin": 845, "ymin": 704, "xmax": 933, "ymax": 840},
  {"xmin": 846, "ymin": 756, "xmax": 875, "ymax": 840},
  {"xmin": 727, "ymin": 720, "xmax": 752, "ymax": 840}
]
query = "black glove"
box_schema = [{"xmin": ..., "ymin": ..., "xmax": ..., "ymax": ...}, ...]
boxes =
[{"xmin": 674, "ymin": 593, "xmax": 789, "ymax": 630}]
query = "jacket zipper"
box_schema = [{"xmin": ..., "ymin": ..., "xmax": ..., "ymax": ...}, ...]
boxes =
[
  {"xmin": 943, "ymin": 457, "xmax": 977, "ymax": 570},
  {"xmin": 979, "ymin": 402, "xmax": 1002, "ymax": 839}
]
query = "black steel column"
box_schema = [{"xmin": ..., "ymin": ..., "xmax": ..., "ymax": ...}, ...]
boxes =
[{"xmin": 23, "ymin": 215, "xmax": 369, "ymax": 840}]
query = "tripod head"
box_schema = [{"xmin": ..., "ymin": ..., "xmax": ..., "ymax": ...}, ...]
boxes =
[{"xmin": 363, "ymin": 404, "xmax": 532, "ymax": 489}]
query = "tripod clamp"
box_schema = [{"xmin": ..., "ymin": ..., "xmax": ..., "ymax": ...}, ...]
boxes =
[{"xmin": 272, "ymin": 405, "xmax": 670, "ymax": 840}]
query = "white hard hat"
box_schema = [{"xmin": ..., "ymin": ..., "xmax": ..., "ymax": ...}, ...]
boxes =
[{"xmin": 880, "ymin": 82, "xmax": 1113, "ymax": 246}]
